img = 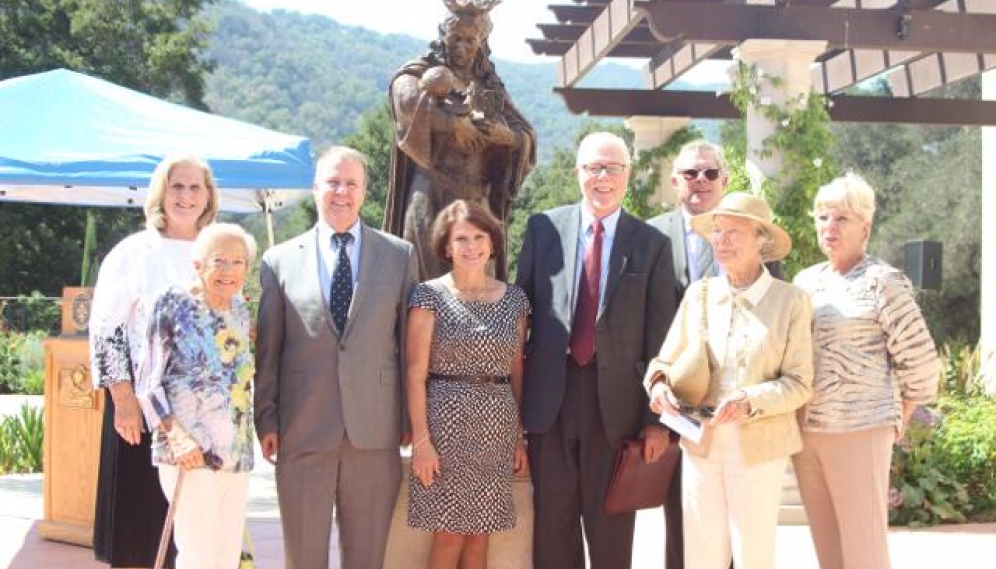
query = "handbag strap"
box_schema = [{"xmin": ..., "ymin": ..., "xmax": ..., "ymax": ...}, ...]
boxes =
[{"xmin": 698, "ymin": 277, "xmax": 709, "ymax": 334}]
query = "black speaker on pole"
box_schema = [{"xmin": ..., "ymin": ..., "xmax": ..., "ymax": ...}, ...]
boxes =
[{"xmin": 903, "ymin": 240, "xmax": 942, "ymax": 290}]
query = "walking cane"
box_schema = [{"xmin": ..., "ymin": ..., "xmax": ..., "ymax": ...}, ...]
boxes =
[{"xmin": 154, "ymin": 468, "xmax": 186, "ymax": 569}]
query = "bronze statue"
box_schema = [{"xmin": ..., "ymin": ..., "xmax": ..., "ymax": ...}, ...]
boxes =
[{"xmin": 385, "ymin": 0, "xmax": 536, "ymax": 280}]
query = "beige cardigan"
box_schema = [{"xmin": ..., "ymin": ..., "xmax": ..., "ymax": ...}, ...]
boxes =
[{"xmin": 645, "ymin": 271, "xmax": 814, "ymax": 464}]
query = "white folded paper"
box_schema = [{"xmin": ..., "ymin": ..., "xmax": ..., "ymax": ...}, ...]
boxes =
[{"xmin": 659, "ymin": 412, "xmax": 705, "ymax": 444}]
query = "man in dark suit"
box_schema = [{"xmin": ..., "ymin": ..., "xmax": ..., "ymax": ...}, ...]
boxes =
[
  {"xmin": 254, "ymin": 147, "xmax": 418, "ymax": 569},
  {"xmin": 516, "ymin": 131, "xmax": 680, "ymax": 569}
]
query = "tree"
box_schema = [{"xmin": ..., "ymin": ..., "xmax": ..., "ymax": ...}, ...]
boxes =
[
  {"xmin": 344, "ymin": 102, "xmax": 395, "ymax": 229},
  {"xmin": 0, "ymin": 0, "xmax": 217, "ymax": 296},
  {"xmin": 0, "ymin": 0, "xmax": 216, "ymax": 106}
]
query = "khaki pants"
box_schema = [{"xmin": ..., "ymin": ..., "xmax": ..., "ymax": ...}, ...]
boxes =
[
  {"xmin": 158, "ymin": 465, "xmax": 250, "ymax": 569},
  {"xmin": 682, "ymin": 422, "xmax": 789, "ymax": 569},
  {"xmin": 793, "ymin": 427, "xmax": 896, "ymax": 569}
]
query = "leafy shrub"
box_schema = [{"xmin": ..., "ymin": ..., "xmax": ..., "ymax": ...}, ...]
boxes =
[
  {"xmin": 890, "ymin": 342, "xmax": 996, "ymax": 526},
  {"xmin": 0, "ymin": 292, "xmax": 61, "ymax": 335},
  {"xmin": 0, "ymin": 330, "xmax": 47, "ymax": 395},
  {"xmin": 889, "ymin": 408, "xmax": 970, "ymax": 527},
  {"xmin": 935, "ymin": 395, "xmax": 996, "ymax": 513},
  {"xmin": 0, "ymin": 403, "xmax": 44, "ymax": 474},
  {"xmin": 0, "ymin": 331, "xmax": 24, "ymax": 394},
  {"xmin": 17, "ymin": 369, "xmax": 45, "ymax": 396}
]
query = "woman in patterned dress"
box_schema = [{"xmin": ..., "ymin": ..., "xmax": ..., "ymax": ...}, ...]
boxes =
[
  {"xmin": 406, "ymin": 199, "xmax": 529, "ymax": 569},
  {"xmin": 89, "ymin": 155, "xmax": 219, "ymax": 569},
  {"xmin": 136, "ymin": 223, "xmax": 257, "ymax": 569},
  {"xmin": 793, "ymin": 172, "xmax": 940, "ymax": 569}
]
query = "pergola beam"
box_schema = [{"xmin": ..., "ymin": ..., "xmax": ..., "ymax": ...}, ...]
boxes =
[
  {"xmin": 528, "ymin": 39, "xmax": 659, "ymax": 59},
  {"xmin": 635, "ymin": 1, "xmax": 996, "ymax": 53},
  {"xmin": 553, "ymin": 0, "xmax": 645, "ymax": 87},
  {"xmin": 554, "ymin": 88, "xmax": 996, "ymax": 126}
]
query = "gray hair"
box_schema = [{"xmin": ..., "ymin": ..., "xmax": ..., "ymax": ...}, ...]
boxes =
[
  {"xmin": 191, "ymin": 223, "xmax": 258, "ymax": 265},
  {"xmin": 756, "ymin": 225, "xmax": 776, "ymax": 262},
  {"xmin": 576, "ymin": 131, "xmax": 631, "ymax": 167},
  {"xmin": 672, "ymin": 140, "xmax": 727, "ymax": 174},
  {"xmin": 813, "ymin": 171, "xmax": 876, "ymax": 225},
  {"xmin": 314, "ymin": 146, "xmax": 369, "ymax": 183}
]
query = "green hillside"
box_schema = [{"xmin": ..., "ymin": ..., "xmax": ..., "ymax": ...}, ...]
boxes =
[{"xmin": 202, "ymin": 1, "xmax": 641, "ymax": 161}]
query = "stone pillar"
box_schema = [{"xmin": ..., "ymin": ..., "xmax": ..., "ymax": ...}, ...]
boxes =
[
  {"xmin": 625, "ymin": 115, "xmax": 691, "ymax": 209},
  {"xmin": 982, "ymin": 69, "xmax": 996, "ymax": 395},
  {"xmin": 730, "ymin": 38, "xmax": 826, "ymax": 526},
  {"xmin": 731, "ymin": 39, "xmax": 827, "ymax": 188}
]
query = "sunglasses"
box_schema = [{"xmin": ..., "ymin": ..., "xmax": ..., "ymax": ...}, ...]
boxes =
[
  {"xmin": 679, "ymin": 168, "xmax": 722, "ymax": 181},
  {"xmin": 677, "ymin": 404, "xmax": 716, "ymax": 427},
  {"xmin": 581, "ymin": 163, "xmax": 628, "ymax": 176}
]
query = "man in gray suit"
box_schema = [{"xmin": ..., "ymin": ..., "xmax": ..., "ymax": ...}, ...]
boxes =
[
  {"xmin": 254, "ymin": 146, "xmax": 418, "ymax": 569},
  {"xmin": 516, "ymin": 132, "xmax": 679, "ymax": 569},
  {"xmin": 649, "ymin": 140, "xmax": 728, "ymax": 289}
]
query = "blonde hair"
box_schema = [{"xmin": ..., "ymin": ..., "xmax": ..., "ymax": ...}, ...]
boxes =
[
  {"xmin": 191, "ymin": 223, "xmax": 258, "ymax": 265},
  {"xmin": 813, "ymin": 171, "xmax": 877, "ymax": 225},
  {"xmin": 144, "ymin": 155, "xmax": 219, "ymax": 231}
]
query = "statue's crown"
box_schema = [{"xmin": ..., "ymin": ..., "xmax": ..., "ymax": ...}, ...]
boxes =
[{"xmin": 443, "ymin": 0, "xmax": 501, "ymax": 16}]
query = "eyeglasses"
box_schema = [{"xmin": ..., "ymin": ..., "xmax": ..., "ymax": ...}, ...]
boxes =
[
  {"xmin": 581, "ymin": 163, "xmax": 628, "ymax": 176},
  {"xmin": 679, "ymin": 168, "xmax": 722, "ymax": 181},
  {"xmin": 206, "ymin": 257, "xmax": 248, "ymax": 269}
]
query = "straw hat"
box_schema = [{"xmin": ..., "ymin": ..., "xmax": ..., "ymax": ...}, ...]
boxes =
[{"xmin": 689, "ymin": 192, "xmax": 792, "ymax": 261}]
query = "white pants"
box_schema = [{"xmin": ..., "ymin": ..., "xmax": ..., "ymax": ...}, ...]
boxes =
[
  {"xmin": 158, "ymin": 465, "xmax": 250, "ymax": 569},
  {"xmin": 682, "ymin": 423, "xmax": 788, "ymax": 569}
]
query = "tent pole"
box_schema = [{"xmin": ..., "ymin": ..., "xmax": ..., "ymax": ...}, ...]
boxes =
[{"xmin": 264, "ymin": 191, "xmax": 276, "ymax": 248}]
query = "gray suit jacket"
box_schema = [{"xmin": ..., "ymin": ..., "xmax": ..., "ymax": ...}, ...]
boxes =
[
  {"xmin": 254, "ymin": 224, "xmax": 418, "ymax": 455},
  {"xmin": 647, "ymin": 209, "xmax": 711, "ymax": 291},
  {"xmin": 516, "ymin": 205, "xmax": 680, "ymax": 446}
]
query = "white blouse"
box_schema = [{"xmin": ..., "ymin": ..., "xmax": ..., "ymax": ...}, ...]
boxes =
[{"xmin": 89, "ymin": 227, "xmax": 196, "ymax": 388}]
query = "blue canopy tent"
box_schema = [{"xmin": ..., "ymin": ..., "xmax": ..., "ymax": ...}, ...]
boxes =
[{"xmin": 0, "ymin": 69, "xmax": 315, "ymax": 224}]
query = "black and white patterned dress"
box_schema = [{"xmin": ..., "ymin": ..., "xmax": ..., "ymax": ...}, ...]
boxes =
[{"xmin": 407, "ymin": 281, "xmax": 530, "ymax": 534}]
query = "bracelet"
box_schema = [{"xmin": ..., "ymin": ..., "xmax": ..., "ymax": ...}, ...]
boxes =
[{"xmin": 413, "ymin": 435, "xmax": 431, "ymax": 450}]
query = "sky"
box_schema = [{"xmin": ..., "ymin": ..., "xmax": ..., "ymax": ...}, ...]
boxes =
[{"xmin": 240, "ymin": 0, "xmax": 553, "ymax": 64}]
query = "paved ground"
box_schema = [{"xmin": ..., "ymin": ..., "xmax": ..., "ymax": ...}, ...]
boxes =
[{"xmin": 2, "ymin": 468, "xmax": 995, "ymax": 568}]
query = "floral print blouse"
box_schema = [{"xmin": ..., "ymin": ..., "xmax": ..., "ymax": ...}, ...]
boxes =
[{"xmin": 136, "ymin": 287, "xmax": 255, "ymax": 472}]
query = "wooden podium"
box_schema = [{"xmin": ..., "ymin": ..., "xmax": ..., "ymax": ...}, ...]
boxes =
[{"xmin": 38, "ymin": 286, "xmax": 103, "ymax": 546}]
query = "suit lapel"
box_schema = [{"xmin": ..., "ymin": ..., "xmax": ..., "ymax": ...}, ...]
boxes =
[
  {"xmin": 343, "ymin": 223, "xmax": 380, "ymax": 338},
  {"xmin": 302, "ymin": 228, "xmax": 338, "ymax": 335},
  {"xmin": 672, "ymin": 213, "xmax": 692, "ymax": 287},
  {"xmin": 556, "ymin": 206, "xmax": 581, "ymax": 321},
  {"xmin": 600, "ymin": 211, "xmax": 633, "ymax": 321}
]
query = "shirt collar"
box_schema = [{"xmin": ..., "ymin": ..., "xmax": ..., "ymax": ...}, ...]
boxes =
[
  {"xmin": 579, "ymin": 206, "xmax": 621, "ymax": 239},
  {"xmin": 317, "ymin": 219, "xmax": 361, "ymax": 247},
  {"xmin": 716, "ymin": 266, "xmax": 773, "ymax": 307},
  {"xmin": 680, "ymin": 207, "xmax": 697, "ymax": 235}
]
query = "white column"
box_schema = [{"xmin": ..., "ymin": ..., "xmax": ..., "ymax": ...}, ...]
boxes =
[
  {"xmin": 625, "ymin": 115, "xmax": 691, "ymax": 209},
  {"xmin": 982, "ymin": 70, "xmax": 996, "ymax": 395},
  {"xmin": 731, "ymin": 39, "xmax": 827, "ymax": 188}
]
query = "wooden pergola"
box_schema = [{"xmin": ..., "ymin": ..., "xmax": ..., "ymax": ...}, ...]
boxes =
[{"xmin": 528, "ymin": 0, "xmax": 996, "ymax": 126}]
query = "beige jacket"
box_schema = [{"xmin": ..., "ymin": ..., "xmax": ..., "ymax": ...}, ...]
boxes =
[{"xmin": 645, "ymin": 270, "xmax": 814, "ymax": 464}]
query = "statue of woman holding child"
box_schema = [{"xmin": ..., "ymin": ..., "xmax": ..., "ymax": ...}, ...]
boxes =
[{"xmin": 386, "ymin": 0, "xmax": 536, "ymax": 280}]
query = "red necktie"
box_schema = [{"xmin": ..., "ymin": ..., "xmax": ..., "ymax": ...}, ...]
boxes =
[{"xmin": 570, "ymin": 220, "xmax": 603, "ymax": 365}]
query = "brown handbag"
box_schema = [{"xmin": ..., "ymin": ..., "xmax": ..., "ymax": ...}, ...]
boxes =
[
  {"xmin": 668, "ymin": 278, "xmax": 712, "ymax": 407},
  {"xmin": 603, "ymin": 432, "xmax": 680, "ymax": 515}
]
